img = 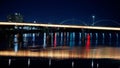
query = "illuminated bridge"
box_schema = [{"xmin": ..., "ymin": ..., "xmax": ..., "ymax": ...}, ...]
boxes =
[
  {"xmin": 0, "ymin": 22, "xmax": 120, "ymax": 68},
  {"xmin": 0, "ymin": 22, "xmax": 120, "ymax": 48}
]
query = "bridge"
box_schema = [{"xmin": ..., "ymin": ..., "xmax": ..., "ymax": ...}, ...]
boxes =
[
  {"xmin": 0, "ymin": 22, "xmax": 120, "ymax": 31},
  {"xmin": 0, "ymin": 22, "xmax": 119, "ymax": 50},
  {"xmin": 0, "ymin": 22, "xmax": 120, "ymax": 67}
]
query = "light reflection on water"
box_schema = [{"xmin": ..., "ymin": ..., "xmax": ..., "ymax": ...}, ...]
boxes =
[
  {"xmin": 1, "ymin": 46, "xmax": 120, "ymax": 60},
  {"xmin": 14, "ymin": 32, "xmax": 120, "ymax": 49}
]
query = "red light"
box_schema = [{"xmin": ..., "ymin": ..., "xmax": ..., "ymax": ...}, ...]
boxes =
[{"xmin": 86, "ymin": 33, "xmax": 90, "ymax": 48}]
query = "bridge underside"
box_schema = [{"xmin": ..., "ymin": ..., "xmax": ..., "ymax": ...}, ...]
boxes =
[
  {"xmin": 0, "ymin": 25, "xmax": 119, "ymax": 34},
  {"xmin": 0, "ymin": 23, "xmax": 119, "ymax": 50}
]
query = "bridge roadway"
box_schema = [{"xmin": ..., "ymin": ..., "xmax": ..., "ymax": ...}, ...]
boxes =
[{"xmin": 0, "ymin": 22, "xmax": 120, "ymax": 31}]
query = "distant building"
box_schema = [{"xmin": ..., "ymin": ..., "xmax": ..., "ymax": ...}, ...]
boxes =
[
  {"xmin": 6, "ymin": 13, "xmax": 24, "ymax": 49},
  {"xmin": 7, "ymin": 13, "xmax": 23, "ymax": 22}
]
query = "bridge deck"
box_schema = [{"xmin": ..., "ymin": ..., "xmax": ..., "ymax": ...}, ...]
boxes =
[{"xmin": 0, "ymin": 22, "xmax": 120, "ymax": 31}]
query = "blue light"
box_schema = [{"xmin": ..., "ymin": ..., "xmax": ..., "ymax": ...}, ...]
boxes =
[
  {"xmin": 90, "ymin": 33, "xmax": 92, "ymax": 45},
  {"xmin": 102, "ymin": 33, "xmax": 105, "ymax": 45},
  {"xmin": 96, "ymin": 33, "xmax": 98, "ymax": 39},
  {"xmin": 43, "ymin": 32, "xmax": 46, "ymax": 48},
  {"xmin": 70, "ymin": 32, "xmax": 74, "ymax": 48},
  {"xmin": 60, "ymin": 32, "xmax": 63, "ymax": 46},
  {"xmin": 79, "ymin": 33, "xmax": 81, "ymax": 45},
  {"xmin": 67, "ymin": 32, "xmax": 69, "ymax": 46},
  {"xmin": 32, "ymin": 33, "xmax": 35, "ymax": 46},
  {"xmin": 73, "ymin": 32, "xmax": 75, "ymax": 46},
  {"xmin": 14, "ymin": 43, "xmax": 18, "ymax": 53},
  {"xmin": 109, "ymin": 33, "xmax": 112, "ymax": 45}
]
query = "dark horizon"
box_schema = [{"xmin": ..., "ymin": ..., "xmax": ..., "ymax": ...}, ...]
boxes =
[{"xmin": 0, "ymin": 0, "xmax": 120, "ymax": 26}]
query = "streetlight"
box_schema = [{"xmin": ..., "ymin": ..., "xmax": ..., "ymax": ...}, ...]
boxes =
[
  {"xmin": 91, "ymin": 15, "xmax": 95, "ymax": 68},
  {"xmin": 92, "ymin": 15, "xmax": 95, "ymax": 26}
]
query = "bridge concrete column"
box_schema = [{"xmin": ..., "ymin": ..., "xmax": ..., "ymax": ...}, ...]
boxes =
[
  {"xmin": 51, "ymin": 33, "xmax": 53, "ymax": 47},
  {"xmin": 109, "ymin": 33, "xmax": 112, "ymax": 46},
  {"xmin": 53, "ymin": 32, "xmax": 57, "ymax": 47},
  {"xmin": 66, "ymin": 32, "xmax": 69, "ymax": 46},
  {"xmin": 116, "ymin": 33, "xmax": 119, "ymax": 46},
  {"xmin": 102, "ymin": 33, "xmax": 105, "ymax": 45},
  {"xmin": 90, "ymin": 33, "xmax": 92, "ymax": 45},
  {"xmin": 81, "ymin": 29, "xmax": 85, "ymax": 46},
  {"xmin": 60, "ymin": 32, "xmax": 63, "ymax": 46},
  {"xmin": 70, "ymin": 32, "xmax": 75, "ymax": 48},
  {"xmin": 63, "ymin": 32, "xmax": 67, "ymax": 46},
  {"xmin": 96, "ymin": 33, "xmax": 98, "ymax": 39}
]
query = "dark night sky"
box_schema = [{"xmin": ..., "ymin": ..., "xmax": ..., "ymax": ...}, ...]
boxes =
[{"xmin": 0, "ymin": 0, "xmax": 120, "ymax": 26}]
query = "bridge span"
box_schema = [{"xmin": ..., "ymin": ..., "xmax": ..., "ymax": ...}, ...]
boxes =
[
  {"xmin": 0, "ymin": 22, "xmax": 120, "ymax": 31},
  {"xmin": 0, "ymin": 22, "xmax": 119, "ymax": 50}
]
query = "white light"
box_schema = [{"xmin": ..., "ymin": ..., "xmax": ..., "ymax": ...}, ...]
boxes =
[
  {"xmin": 97, "ymin": 63, "xmax": 99, "ymax": 68},
  {"xmin": 92, "ymin": 15, "xmax": 95, "ymax": 18},
  {"xmin": 14, "ymin": 26, "xmax": 18, "ymax": 29},
  {"xmin": 34, "ymin": 21, "xmax": 36, "ymax": 23},
  {"xmin": 0, "ymin": 22, "xmax": 119, "ymax": 31},
  {"xmin": 8, "ymin": 59, "xmax": 11, "ymax": 66},
  {"xmin": 91, "ymin": 60, "xmax": 94, "ymax": 68},
  {"xmin": 28, "ymin": 58, "xmax": 30, "ymax": 67},
  {"xmin": 49, "ymin": 59, "xmax": 51, "ymax": 66},
  {"xmin": 14, "ymin": 43, "xmax": 18, "ymax": 53},
  {"xmin": 72, "ymin": 61, "xmax": 74, "ymax": 68}
]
